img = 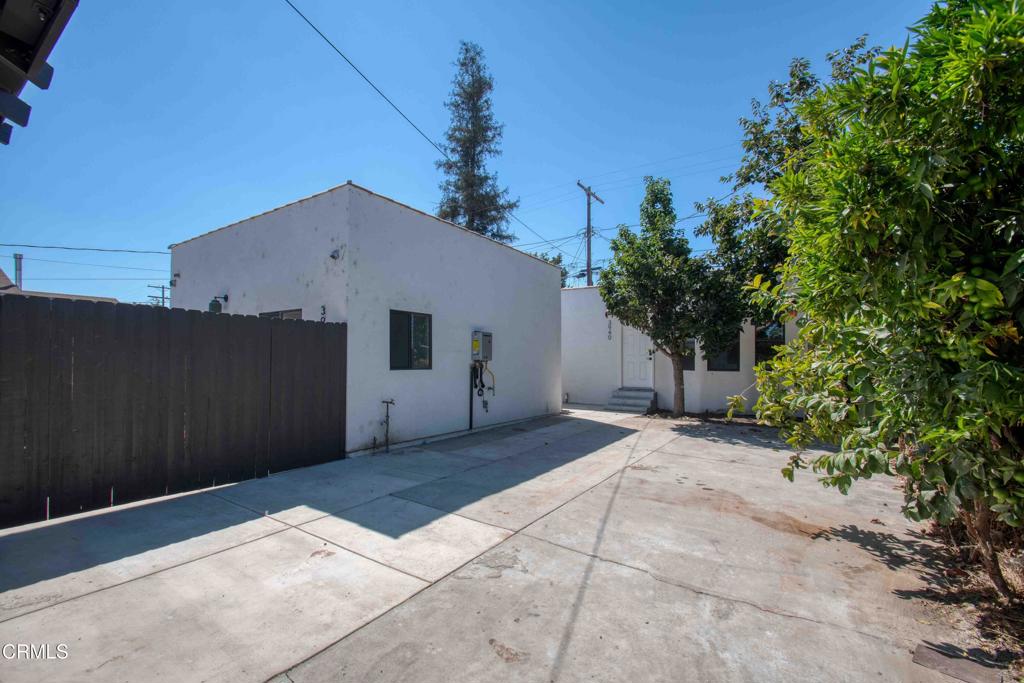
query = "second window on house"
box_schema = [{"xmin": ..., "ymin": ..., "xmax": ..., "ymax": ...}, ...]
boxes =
[
  {"xmin": 390, "ymin": 310, "xmax": 432, "ymax": 370},
  {"xmin": 259, "ymin": 308, "xmax": 302, "ymax": 320},
  {"xmin": 681, "ymin": 338, "xmax": 696, "ymax": 371},
  {"xmin": 755, "ymin": 322, "xmax": 786, "ymax": 365},
  {"xmin": 707, "ymin": 335, "xmax": 741, "ymax": 372}
]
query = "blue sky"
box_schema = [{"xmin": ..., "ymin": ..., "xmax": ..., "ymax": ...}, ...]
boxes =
[{"xmin": 2, "ymin": 0, "xmax": 930, "ymax": 302}]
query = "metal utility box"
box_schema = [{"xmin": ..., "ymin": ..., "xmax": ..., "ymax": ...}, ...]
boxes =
[{"xmin": 471, "ymin": 331, "xmax": 493, "ymax": 361}]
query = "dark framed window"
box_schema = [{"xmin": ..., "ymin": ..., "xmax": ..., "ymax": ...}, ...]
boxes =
[
  {"xmin": 681, "ymin": 338, "xmax": 696, "ymax": 371},
  {"xmin": 708, "ymin": 336, "xmax": 741, "ymax": 372},
  {"xmin": 259, "ymin": 308, "xmax": 302, "ymax": 320},
  {"xmin": 390, "ymin": 310, "xmax": 432, "ymax": 370},
  {"xmin": 755, "ymin": 323, "xmax": 786, "ymax": 365}
]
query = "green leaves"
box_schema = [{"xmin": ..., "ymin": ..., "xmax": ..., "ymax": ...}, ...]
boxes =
[
  {"xmin": 437, "ymin": 41, "xmax": 519, "ymax": 242},
  {"xmin": 600, "ymin": 178, "xmax": 747, "ymax": 415},
  {"xmin": 753, "ymin": 0, "xmax": 1024, "ymax": 533}
]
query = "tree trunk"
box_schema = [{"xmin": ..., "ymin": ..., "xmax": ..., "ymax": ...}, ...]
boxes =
[
  {"xmin": 670, "ymin": 353, "xmax": 686, "ymax": 418},
  {"xmin": 961, "ymin": 499, "xmax": 1018, "ymax": 602}
]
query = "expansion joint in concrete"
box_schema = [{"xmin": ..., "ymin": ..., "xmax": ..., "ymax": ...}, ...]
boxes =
[{"xmin": 521, "ymin": 532, "xmax": 911, "ymax": 651}]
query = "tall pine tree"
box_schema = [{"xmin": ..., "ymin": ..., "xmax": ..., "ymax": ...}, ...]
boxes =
[{"xmin": 437, "ymin": 41, "xmax": 518, "ymax": 242}]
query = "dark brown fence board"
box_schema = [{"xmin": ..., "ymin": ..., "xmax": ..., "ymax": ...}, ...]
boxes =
[
  {"xmin": 86, "ymin": 302, "xmax": 117, "ymax": 508},
  {"xmin": 106, "ymin": 303, "xmax": 137, "ymax": 503},
  {"xmin": 186, "ymin": 309, "xmax": 214, "ymax": 488},
  {"xmin": 48, "ymin": 299, "xmax": 80, "ymax": 518},
  {"xmin": 249, "ymin": 314, "xmax": 272, "ymax": 480},
  {"xmin": 93, "ymin": 301, "xmax": 123, "ymax": 508},
  {"xmin": 233, "ymin": 313, "xmax": 270, "ymax": 481},
  {"xmin": 67, "ymin": 300, "xmax": 98, "ymax": 512},
  {"xmin": 268, "ymin": 319, "xmax": 295, "ymax": 473},
  {"xmin": 163, "ymin": 307, "xmax": 190, "ymax": 494},
  {"xmin": 24, "ymin": 297, "xmax": 54, "ymax": 524},
  {"xmin": 0, "ymin": 296, "xmax": 33, "ymax": 523},
  {"xmin": 131, "ymin": 304, "xmax": 165, "ymax": 504},
  {"xmin": 0, "ymin": 296, "xmax": 346, "ymax": 528}
]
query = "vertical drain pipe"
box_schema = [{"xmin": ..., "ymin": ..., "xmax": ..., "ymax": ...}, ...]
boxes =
[
  {"xmin": 381, "ymin": 399, "xmax": 395, "ymax": 452},
  {"xmin": 469, "ymin": 364, "xmax": 475, "ymax": 431}
]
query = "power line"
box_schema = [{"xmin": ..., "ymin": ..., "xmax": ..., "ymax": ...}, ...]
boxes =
[
  {"xmin": 0, "ymin": 253, "xmax": 167, "ymax": 272},
  {"xmin": 505, "ymin": 142, "xmax": 742, "ymax": 210},
  {"xmin": 280, "ymin": 0, "xmax": 448, "ymax": 160},
  {"xmin": 592, "ymin": 230, "xmax": 712, "ymax": 254},
  {"xmin": 583, "ymin": 142, "xmax": 739, "ymax": 183},
  {"xmin": 280, "ymin": 0, "xmax": 576, "ymax": 258},
  {"xmin": 590, "ymin": 163, "xmax": 737, "ymax": 195},
  {"xmin": 0, "ymin": 243, "xmax": 168, "ymax": 255},
  {"xmin": 508, "ymin": 214, "xmax": 575, "ymax": 257},
  {"xmin": 566, "ymin": 228, "xmax": 587, "ymax": 274},
  {"xmin": 486, "ymin": 155, "xmax": 739, "ymax": 222},
  {"xmin": 514, "ymin": 232, "xmax": 581, "ymax": 250}
]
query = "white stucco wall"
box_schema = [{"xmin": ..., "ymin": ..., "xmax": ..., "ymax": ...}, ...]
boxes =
[
  {"xmin": 170, "ymin": 182, "xmax": 562, "ymax": 453},
  {"xmin": 559, "ymin": 287, "xmax": 620, "ymax": 405},
  {"xmin": 169, "ymin": 185, "xmax": 351, "ymax": 322},
  {"xmin": 653, "ymin": 318, "xmax": 757, "ymax": 414},
  {"xmin": 561, "ymin": 286, "xmax": 797, "ymax": 414},
  {"xmin": 344, "ymin": 187, "xmax": 561, "ymax": 451}
]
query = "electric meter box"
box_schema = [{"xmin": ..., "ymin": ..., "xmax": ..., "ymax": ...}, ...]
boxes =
[{"xmin": 471, "ymin": 331, "xmax": 493, "ymax": 361}]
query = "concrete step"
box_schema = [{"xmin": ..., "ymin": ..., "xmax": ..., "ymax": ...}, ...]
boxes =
[
  {"xmin": 606, "ymin": 387, "xmax": 656, "ymax": 414},
  {"xmin": 604, "ymin": 403, "xmax": 648, "ymax": 414},
  {"xmin": 611, "ymin": 388, "xmax": 655, "ymax": 401},
  {"xmin": 607, "ymin": 396, "xmax": 654, "ymax": 408}
]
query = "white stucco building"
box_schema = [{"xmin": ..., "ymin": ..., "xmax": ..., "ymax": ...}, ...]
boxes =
[
  {"xmin": 561, "ymin": 286, "xmax": 794, "ymax": 414},
  {"xmin": 170, "ymin": 181, "xmax": 562, "ymax": 452}
]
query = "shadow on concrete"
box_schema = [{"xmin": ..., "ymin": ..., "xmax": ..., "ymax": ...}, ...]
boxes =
[
  {"xmin": 918, "ymin": 640, "xmax": 1017, "ymax": 670},
  {"xmin": 898, "ymin": 586, "xmax": 1023, "ymax": 673},
  {"xmin": 0, "ymin": 414, "xmax": 635, "ymax": 596},
  {"xmin": 664, "ymin": 420, "xmax": 795, "ymax": 450},
  {"xmin": 818, "ymin": 524, "xmax": 1021, "ymax": 672},
  {"xmin": 548, "ymin": 422, "xmax": 646, "ymax": 682},
  {"xmin": 814, "ymin": 524, "xmax": 950, "ymax": 584},
  {"xmin": 640, "ymin": 417, "xmax": 839, "ymax": 456}
]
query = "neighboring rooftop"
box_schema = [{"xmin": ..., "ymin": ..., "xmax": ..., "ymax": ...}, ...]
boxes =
[{"xmin": 0, "ymin": 266, "xmax": 118, "ymax": 303}]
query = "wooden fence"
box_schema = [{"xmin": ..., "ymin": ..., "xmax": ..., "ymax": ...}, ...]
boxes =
[{"xmin": 0, "ymin": 295, "xmax": 346, "ymax": 528}]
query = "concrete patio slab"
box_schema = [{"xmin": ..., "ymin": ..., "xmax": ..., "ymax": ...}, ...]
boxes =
[
  {"xmin": 0, "ymin": 491, "xmax": 284, "ymax": 621},
  {"xmin": 339, "ymin": 447, "xmax": 492, "ymax": 480},
  {"xmin": 0, "ymin": 528, "xmax": 426, "ymax": 683},
  {"xmin": 301, "ymin": 495, "xmax": 511, "ymax": 581},
  {"xmin": 210, "ymin": 464, "xmax": 434, "ymax": 525},
  {"xmin": 0, "ymin": 408, "xmax": 969, "ymax": 683},
  {"xmin": 523, "ymin": 447, "xmax": 946, "ymax": 640},
  {"xmin": 392, "ymin": 446, "xmax": 640, "ymax": 530},
  {"xmin": 279, "ymin": 534, "xmax": 948, "ymax": 683},
  {"xmin": 449, "ymin": 436, "xmax": 553, "ymax": 461}
]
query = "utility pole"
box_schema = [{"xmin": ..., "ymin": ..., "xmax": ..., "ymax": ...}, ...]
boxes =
[
  {"xmin": 147, "ymin": 284, "xmax": 168, "ymax": 307},
  {"xmin": 576, "ymin": 181, "xmax": 604, "ymax": 286}
]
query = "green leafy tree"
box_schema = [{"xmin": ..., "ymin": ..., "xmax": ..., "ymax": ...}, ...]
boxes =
[
  {"xmin": 750, "ymin": 0, "xmax": 1024, "ymax": 600},
  {"xmin": 437, "ymin": 41, "xmax": 518, "ymax": 242},
  {"xmin": 695, "ymin": 38, "xmax": 879, "ymax": 324},
  {"xmin": 600, "ymin": 177, "xmax": 746, "ymax": 416},
  {"xmin": 529, "ymin": 251, "xmax": 568, "ymax": 287}
]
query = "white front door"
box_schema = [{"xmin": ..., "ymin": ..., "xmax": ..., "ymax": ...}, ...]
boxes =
[{"xmin": 621, "ymin": 326, "xmax": 653, "ymax": 388}]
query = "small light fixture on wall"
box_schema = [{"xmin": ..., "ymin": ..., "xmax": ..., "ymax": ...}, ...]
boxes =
[{"xmin": 208, "ymin": 294, "xmax": 228, "ymax": 313}]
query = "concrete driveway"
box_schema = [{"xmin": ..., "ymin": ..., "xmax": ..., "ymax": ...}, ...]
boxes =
[{"xmin": 0, "ymin": 408, "xmax": 961, "ymax": 682}]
